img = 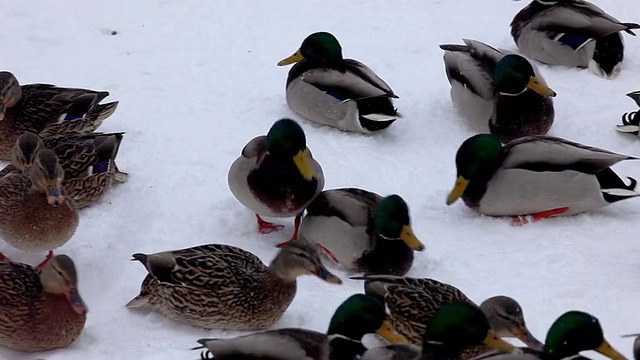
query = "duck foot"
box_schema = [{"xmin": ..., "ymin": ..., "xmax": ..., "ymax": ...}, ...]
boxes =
[
  {"xmin": 511, "ymin": 207, "xmax": 569, "ymax": 226},
  {"xmin": 256, "ymin": 214, "xmax": 284, "ymax": 234},
  {"xmin": 315, "ymin": 243, "xmax": 341, "ymax": 264},
  {"xmin": 275, "ymin": 214, "xmax": 302, "ymax": 248},
  {"xmin": 36, "ymin": 251, "xmax": 54, "ymax": 268}
]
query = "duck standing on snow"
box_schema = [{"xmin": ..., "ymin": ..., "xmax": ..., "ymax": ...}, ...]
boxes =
[
  {"xmin": 0, "ymin": 131, "xmax": 128, "ymax": 209},
  {"xmin": 277, "ymin": 32, "xmax": 399, "ymax": 134},
  {"xmin": 468, "ymin": 311, "xmax": 628, "ymax": 360},
  {"xmin": 297, "ymin": 188, "xmax": 425, "ymax": 276},
  {"xmin": 446, "ymin": 134, "xmax": 640, "ymax": 224},
  {"xmin": 0, "ymin": 149, "xmax": 79, "ymax": 267},
  {"xmin": 510, "ymin": 0, "xmax": 640, "ymax": 79},
  {"xmin": 351, "ymin": 274, "xmax": 543, "ymax": 358},
  {"xmin": 617, "ymin": 91, "xmax": 640, "ymax": 136},
  {"xmin": 0, "ymin": 254, "xmax": 87, "ymax": 352},
  {"xmin": 360, "ymin": 301, "xmax": 518, "ymax": 360},
  {"xmin": 126, "ymin": 238, "xmax": 342, "ymax": 330},
  {"xmin": 228, "ymin": 118, "xmax": 324, "ymax": 244},
  {"xmin": 439, "ymin": 39, "xmax": 556, "ymax": 143},
  {"xmin": 0, "ymin": 71, "xmax": 118, "ymax": 160},
  {"xmin": 193, "ymin": 294, "xmax": 408, "ymax": 360}
]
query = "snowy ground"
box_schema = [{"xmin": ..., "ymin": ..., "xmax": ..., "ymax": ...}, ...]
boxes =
[{"xmin": 1, "ymin": 1, "xmax": 640, "ymax": 359}]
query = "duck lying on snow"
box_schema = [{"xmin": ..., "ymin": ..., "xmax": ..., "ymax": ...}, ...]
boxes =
[
  {"xmin": 277, "ymin": 32, "xmax": 399, "ymax": 134},
  {"xmin": 510, "ymin": 0, "xmax": 640, "ymax": 79},
  {"xmin": 446, "ymin": 134, "xmax": 640, "ymax": 224},
  {"xmin": 617, "ymin": 91, "xmax": 640, "ymax": 136}
]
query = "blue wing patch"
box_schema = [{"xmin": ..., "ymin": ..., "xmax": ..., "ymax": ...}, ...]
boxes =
[{"xmin": 554, "ymin": 33, "xmax": 590, "ymax": 50}]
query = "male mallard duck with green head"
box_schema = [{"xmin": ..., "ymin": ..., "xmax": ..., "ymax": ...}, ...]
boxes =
[
  {"xmin": 277, "ymin": 32, "xmax": 399, "ymax": 134},
  {"xmin": 439, "ymin": 39, "xmax": 556, "ymax": 143},
  {"xmin": 472, "ymin": 311, "xmax": 627, "ymax": 359},
  {"xmin": 0, "ymin": 149, "xmax": 79, "ymax": 267},
  {"xmin": 228, "ymin": 118, "xmax": 324, "ymax": 242},
  {"xmin": 296, "ymin": 188, "xmax": 425, "ymax": 276},
  {"xmin": 511, "ymin": 0, "xmax": 640, "ymax": 79},
  {"xmin": 361, "ymin": 301, "xmax": 518, "ymax": 360},
  {"xmin": 0, "ymin": 71, "xmax": 118, "ymax": 160},
  {"xmin": 194, "ymin": 294, "xmax": 407, "ymax": 360},
  {"xmin": 126, "ymin": 238, "xmax": 341, "ymax": 330},
  {"xmin": 0, "ymin": 131, "xmax": 128, "ymax": 209},
  {"xmin": 0, "ymin": 254, "xmax": 87, "ymax": 352},
  {"xmin": 446, "ymin": 134, "xmax": 640, "ymax": 224},
  {"xmin": 351, "ymin": 274, "xmax": 542, "ymax": 358}
]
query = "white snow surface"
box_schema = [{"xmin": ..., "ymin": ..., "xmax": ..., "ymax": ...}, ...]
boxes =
[{"xmin": 1, "ymin": 1, "xmax": 640, "ymax": 359}]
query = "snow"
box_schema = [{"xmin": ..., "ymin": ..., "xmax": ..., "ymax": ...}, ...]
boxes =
[{"xmin": 1, "ymin": 0, "xmax": 640, "ymax": 359}]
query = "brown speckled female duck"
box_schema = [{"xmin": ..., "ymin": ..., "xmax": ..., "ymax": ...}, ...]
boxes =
[
  {"xmin": 0, "ymin": 71, "xmax": 118, "ymax": 160},
  {"xmin": 0, "ymin": 254, "xmax": 87, "ymax": 352},
  {"xmin": 0, "ymin": 149, "xmax": 79, "ymax": 265},
  {"xmin": 126, "ymin": 238, "xmax": 342, "ymax": 330},
  {"xmin": 0, "ymin": 131, "xmax": 128, "ymax": 208}
]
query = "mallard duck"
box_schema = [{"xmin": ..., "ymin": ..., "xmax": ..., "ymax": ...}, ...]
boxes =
[
  {"xmin": 361, "ymin": 301, "xmax": 518, "ymax": 360},
  {"xmin": 621, "ymin": 334, "xmax": 640, "ymax": 360},
  {"xmin": 228, "ymin": 118, "xmax": 324, "ymax": 244},
  {"xmin": 446, "ymin": 134, "xmax": 640, "ymax": 223},
  {"xmin": 276, "ymin": 32, "xmax": 399, "ymax": 134},
  {"xmin": 0, "ymin": 149, "xmax": 79, "ymax": 266},
  {"xmin": 0, "ymin": 254, "xmax": 87, "ymax": 352},
  {"xmin": 0, "ymin": 131, "xmax": 128, "ymax": 208},
  {"xmin": 351, "ymin": 275, "xmax": 542, "ymax": 359},
  {"xmin": 439, "ymin": 39, "xmax": 556, "ymax": 144},
  {"xmin": 193, "ymin": 294, "xmax": 408, "ymax": 360},
  {"xmin": 470, "ymin": 311, "xmax": 628, "ymax": 360},
  {"xmin": 617, "ymin": 91, "xmax": 640, "ymax": 136},
  {"xmin": 0, "ymin": 71, "xmax": 118, "ymax": 160},
  {"xmin": 297, "ymin": 188, "xmax": 425, "ymax": 276},
  {"xmin": 510, "ymin": 0, "xmax": 640, "ymax": 79},
  {"xmin": 126, "ymin": 238, "xmax": 342, "ymax": 330}
]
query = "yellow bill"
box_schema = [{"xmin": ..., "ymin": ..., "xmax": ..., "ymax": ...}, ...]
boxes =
[
  {"xmin": 277, "ymin": 49, "xmax": 304, "ymax": 66},
  {"xmin": 293, "ymin": 148, "xmax": 316, "ymax": 181},
  {"xmin": 401, "ymin": 225, "xmax": 425, "ymax": 251},
  {"xmin": 596, "ymin": 339, "xmax": 628, "ymax": 360},
  {"xmin": 376, "ymin": 320, "xmax": 408, "ymax": 344},
  {"xmin": 483, "ymin": 329, "xmax": 516, "ymax": 353},
  {"xmin": 527, "ymin": 76, "xmax": 557, "ymax": 97},
  {"xmin": 446, "ymin": 176, "xmax": 469, "ymax": 205}
]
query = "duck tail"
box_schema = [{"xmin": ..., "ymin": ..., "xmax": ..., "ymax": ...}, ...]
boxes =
[
  {"xmin": 599, "ymin": 171, "xmax": 640, "ymax": 203},
  {"xmin": 627, "ymin": 90, "xmax": 640, "ymax": 107}
]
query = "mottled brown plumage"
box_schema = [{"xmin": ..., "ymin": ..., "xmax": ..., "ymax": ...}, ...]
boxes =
[
  {"xmin": 353, "ymin": 275, "xmax": 543, "ymax": 359},
  {"xmin": 0, "ymin": 71, "xmax": 118, "ymax": 160},
  {"xmin": 0, "ymin": 149, "xmax": 78, "ymax": 253},
  {"xmin": 126, "ymin": 238, "xmax": 342, "ymax": 330},
  {"xmin": 0, "ymin": 254, "xmax": 87, "ymax": 352},
  {"xmin": 0, "ymin": 131, "xmax": 128, "ymax": 208}
]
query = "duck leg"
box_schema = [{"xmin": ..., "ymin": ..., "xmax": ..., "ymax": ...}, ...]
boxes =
[
  {"xmin": 256, "ymin": 214, "xmax": 284, "ymax": 234},
  {"xmin": 275, "ymin": 213, "xmax": 302, "ymax": 248},
  {"xmin": 314, "ymin": 243, "xmax": 341, "ymax": 264},
  {"xmin": 36, "ymin": 250, "xmax": 54, "ymax": 268},
  {"xmin": 511, "ymin": 207, "xmax": 569, "ymax": 226}
]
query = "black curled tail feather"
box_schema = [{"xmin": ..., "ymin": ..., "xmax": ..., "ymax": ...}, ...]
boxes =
[
  {"xmin": 626, "ymin": 176, "xmax": 637, "ymax": 191},
  {"xmin": 200, "ymin": 350, "xmax": 214, "ymax": 360}
]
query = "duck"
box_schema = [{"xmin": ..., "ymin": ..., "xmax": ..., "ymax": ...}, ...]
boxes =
[
  {"xmin": 193, "ymin": 293, "xmax": 408, "ymax": 360},
  {"xmin": 361, "ymin": 301, "xmax": 518, "ymax": 360},
  {"xmin": 0, "ymin": 254, "xmax": 87, "ymax": 352},
  {"xmin": 0, "ymin": 131, "xmax": 128, "ymax": 208},
  {"xmin": 0, "ymin": 71, "xmax": 118, "ymax": 160},
  {"xmin": 126, "ymin": 237, "xmax": 342, "ymax": 330},
  {"xmin": 510, "ymin": 0, "xmax": 640, "ymax": 79},
  {"xmin": 439, "ymin": 39, "xmax": 556, "ymax": 144},
  {"xmin": 467, "ymin": 311, "xmax": 628, "ymax": 360},
  {"xmin": 228, "ymin": 118, "xmax": 324, "ymax": 244},
  {"xmin": 617, "ymin": 91, "xmax": 640, "ymax": 136},
  {"xmin": 296, "ymin": 188, "xmax": 425, "ymax": 276},
  {"xmin": 276, "ymin": 32, "xmax": 399, "ymax": 134},
  {"xmin": 351, "ymin": 274, "xmax": 542, "ymax": 358},
  {"xmin": 446, "ymin": 134, "xmax": 640, "ymax": 224},
  {"xmin": 0, "ymin": 149, "xmax": 79, "ymax": 267},
  {"xmin": 621, "ymin": 334, "xmax": 640, "ymax": 360}
]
